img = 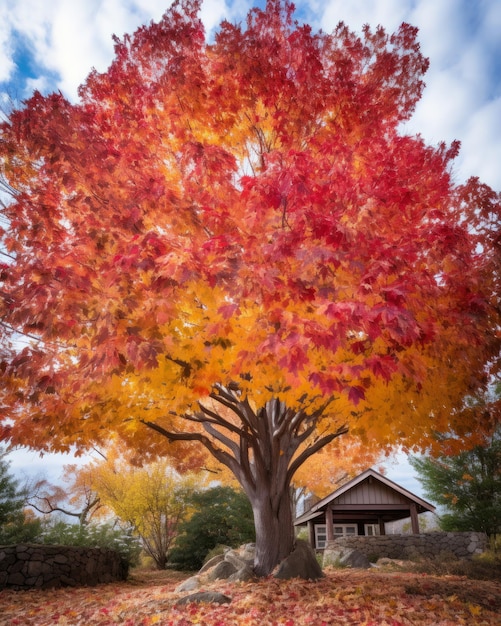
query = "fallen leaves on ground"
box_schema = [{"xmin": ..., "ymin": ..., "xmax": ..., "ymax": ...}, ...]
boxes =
[{"xmin": 0, "ymin": 568, "xmax": 500, "ymax": 625}]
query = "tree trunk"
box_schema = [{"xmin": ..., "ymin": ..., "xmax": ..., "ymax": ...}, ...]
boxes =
[
  {"xmin": 143, "ymin": 387, "xmax": 347, "ymax": 577},
  {"xmin": 246, "ymin": 479, "xmax": 295, "ymax": 577}
]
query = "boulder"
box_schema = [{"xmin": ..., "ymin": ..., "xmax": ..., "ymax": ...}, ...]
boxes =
[
  {"xmin": 228, "ymin": 564, "xmax": 255, "ymax": 582},
  {"xmin": 176, "ymin": 591, "xmax": 232, "ymax": 606},
  {"xmin": 224, "ymin": 548, "xmax": 253, "ymax": 570},
  {"xmin": 274, "ymin": 540, "xmax": 324, "ymax": 581},
  {"xmin": 199, "ymin": 554, "xmax": 224, "ymax": 574},
  {"xmin": 206, "ymin": 560, "xmax": 237, "ymax": 581},
  {"xmin": 175, "ymin": 576, "xmax": 201, "ymax": 593},
  {"xmin": 193, "ymin": 544, "xmax": 257, "ymax": 583},
  {"xmin": 323, "ymin": 546, "xmax": 370, "ymax": 569},
  {"xmin": 238, "ymin": 543, "xmax": 256, "ymax": 563}
]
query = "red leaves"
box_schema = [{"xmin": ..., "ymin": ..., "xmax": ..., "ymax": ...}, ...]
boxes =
[
  {"xmin": 366, "ymin": 355, "xmax": 398, "ymax": 383},
  {"xmin": 1, "ymin": 569, "xmax": 500, "ymax": 625},
  {"xmin": 278, "ymin": 343, "xmax": 309, "ymax": 376},
  {"xmin": 348, "ymin": 385, "xmax": 366, "ymax": 405},
  {"xmin": 217, "ymin": 303, "xmax": 240, "ymax": 319}
]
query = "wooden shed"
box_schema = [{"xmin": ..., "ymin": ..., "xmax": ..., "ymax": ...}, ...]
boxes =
[{"xmin": 294, "ymin": 468, "xmax": 435, "ymax": 550}]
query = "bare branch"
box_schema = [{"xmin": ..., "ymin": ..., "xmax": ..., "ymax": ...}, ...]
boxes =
[
  {"xmin": 287, "ymin": 424, "xmax": 349, "ymax": 483},
  {"xmin": 202, "ymin": 420, "xmax": 241, "ymax": 463},
  {"xmin": 140, "ymin": 418, "xmax": 242, "ymax": 479}
]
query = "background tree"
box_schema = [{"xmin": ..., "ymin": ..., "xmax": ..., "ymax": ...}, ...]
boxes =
[
  {"xmin": 410, "ymin": 425, "xmax": 501, "ymax": 539},
  {"xmin": 169, "ymin": 486, "xmax": 255, "ymax": 571},
  {"xmin": 0, "ymin": 449, "xmax": 41, "ymax": 543},
  {"xmin": 28, "ymin": 463, "xmax": 103, "ymax": 526},
  {"xmin": 1, "ymin": 0, "xmax": 499, "ymax": 576},
  {"xmin": 90, "ymin": 452, "xmax": 200, "ymax": 569}
]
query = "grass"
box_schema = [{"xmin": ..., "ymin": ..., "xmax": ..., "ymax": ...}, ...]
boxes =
[{"xmin": 404, "ymin": 551, "xmax": 501, "ymax": 581}]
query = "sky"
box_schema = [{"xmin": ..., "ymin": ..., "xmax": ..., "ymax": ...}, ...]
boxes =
[{"xmin": 1, "ymin": 0, "xmax": 500, "ymax": 498}]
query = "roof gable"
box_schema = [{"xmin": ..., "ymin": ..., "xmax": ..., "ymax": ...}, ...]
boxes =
[
  {"xmin": 295, "ymin": 468, "xmax": 435, "ymax": 525},
  {"xmin": 335, "ymin": 476, "xmax": 410, "ymax": 506}
]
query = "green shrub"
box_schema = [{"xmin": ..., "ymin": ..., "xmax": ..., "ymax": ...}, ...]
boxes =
[
  {"xmin": 169, "ymin": 486, "xmax": 255, "ymax": 571},
  {"xmin": 0, "ymin": 513, "xmax": 42, "ymax": 544},
  {"xmin": 295, "ymin": 528, "xmax": 309, "ymax": 542},
  {"xmin": 39, "ymin": 520, "xmax": 142, "ymax": 566}
]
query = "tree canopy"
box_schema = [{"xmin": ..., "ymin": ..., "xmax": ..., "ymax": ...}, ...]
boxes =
[{"xmin": 0, "ymin": 0, "xmax": 499, "ymax": 575}]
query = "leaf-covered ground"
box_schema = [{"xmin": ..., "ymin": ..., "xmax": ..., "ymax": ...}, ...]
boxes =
[{"xmin": 1, "ymin": 568, "xmax": 500, "ymax": 625}]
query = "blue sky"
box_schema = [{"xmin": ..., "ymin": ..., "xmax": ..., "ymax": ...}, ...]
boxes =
[{"xmin": 1, "ymin": 0, "xmax": 500, "ymax": 496}]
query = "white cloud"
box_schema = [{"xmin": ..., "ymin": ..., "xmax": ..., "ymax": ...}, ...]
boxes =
[
  {"xmin": 319, "ymin": 0, "xmax": 410, "ymax": 33},
  {"xmin": 200, "ymin": 0, "xmax": 233, "ymax": 34},
  {"xmin": 459, "ymin": 96, "xmax": 501, "ymax": 186},
  {"xmin": 0, "ymin": 0, "xmax": 253, "ymax": 100},
  {"xmin": 379, "ymin": 450, "xmax": 424, "ymax": 498},
  {"xmin": 7, "ymin": 448, "xmax": 91, "ymax": 485},
  {"xmin": 0, "ymin": 3, "xmax": 15, "ymax": 83},
  {"xmin": 408, "ymin": 0, "xmax": 472, "ymax": 68}
]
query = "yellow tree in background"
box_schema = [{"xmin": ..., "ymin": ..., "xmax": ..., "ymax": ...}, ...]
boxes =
[{"xmin": 90, "ymin": 452, "xmax": 201, "ymax": 569}]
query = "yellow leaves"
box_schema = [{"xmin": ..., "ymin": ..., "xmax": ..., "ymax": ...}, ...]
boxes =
[
  {"xmin": 469, "ymin": 603, "xmax": 482, "ymax": 617},
  {"xmin": 295, "ymin": 439, "xmax": 379, "ymax": 495},
  {"xmin": 87, "ymin": 452, "xmax": 205, "ymax": 566}
]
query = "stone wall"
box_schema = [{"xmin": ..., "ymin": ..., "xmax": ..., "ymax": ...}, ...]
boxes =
[
  {"xmin": 0, "ymin": 544, "xmax": 128, "ymax": 589},
  {"xmin": 324, "ymin": 532, "xmax": 487, "ymax": 563}
]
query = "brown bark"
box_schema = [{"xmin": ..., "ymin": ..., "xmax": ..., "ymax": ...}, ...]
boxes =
[{"xmin": 247, "ymin": 470, "xmax": 295, "ymax": 577}]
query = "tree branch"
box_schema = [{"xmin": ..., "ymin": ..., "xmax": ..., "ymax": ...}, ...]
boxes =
[
  {"xmin": 140, "ymin": 418, "xmax": 242, "ymax": 480},
  {"xmin": 201, "ymin": 420, "xmax": 241, "ymax": 463},
  {"xmin": 287, "ymin": 424, "xmax": 349, "ymax": 484}
]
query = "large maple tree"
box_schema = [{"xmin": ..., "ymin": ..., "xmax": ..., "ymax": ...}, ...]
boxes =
[{"xmin": 0, "ymin": 0, "xmax": 499, "ymax": 576}]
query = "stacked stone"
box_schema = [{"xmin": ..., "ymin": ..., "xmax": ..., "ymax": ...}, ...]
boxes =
[
  {"xmin": 324, "ymin": 531, "xmax": 487, "ymax": 564},
  {"xmin": 0, "ymin": 544, "xmax": 128, "ymax": 589}
]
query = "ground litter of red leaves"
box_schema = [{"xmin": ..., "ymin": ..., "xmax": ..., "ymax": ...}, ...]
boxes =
[{"xmin": 1, "ymin": 568, "xmax": 500, "ymax": 625}]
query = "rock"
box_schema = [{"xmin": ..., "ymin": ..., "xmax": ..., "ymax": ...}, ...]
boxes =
[
  {"xmin": 224, "ymin": 549, "xmax": 252, "ymax": 570},
  {"xmin": 274, "ymin": 540, "xmax": 324, "ymax": 581},
  {"xmin": 323, "ymin": 546, "xmax": 370, "ymax": 569},
  {"xmin": 374, "ymin": 558, "xmax": 408, "ymax": 569},
  {"xmin": 238, "ymin": 543, "xmax": 256, "ymax": 563},
  {"xmin": 206, "ymin": 560, "xmax": 237, "ymax": 581},
  {"xmin": 199, "ymin": 554, "xmax": 224, "ymax": 574},
  {"xmin": 194, "ymin": 544, "xmax": 258, "ymax": 583},
  {"xmin": 0, "ymin": 544, "xmax": 127, "ymax": 589},
  {"xmin": 175, "ymin": 576, "xmax": 201, "ymax": 593},
  {"xmin": 228, "ymin": 565, "xmax": 256, "ymax": 583},
  {"xmin": 176, "ymin": 591, "xmax": 232, "ymax": 606}
]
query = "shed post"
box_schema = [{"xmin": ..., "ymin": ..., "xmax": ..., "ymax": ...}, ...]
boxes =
[
  {"xmin": 307, "ymin": 521, "xmax": 315, "ymax": 549},
  {"xmin": 326, "ymin": 504, "xmax": 334, "ymax": 542},
  {"xmin": 410, "ymin": 502, "xmax": 419, "ymax": 533}
]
